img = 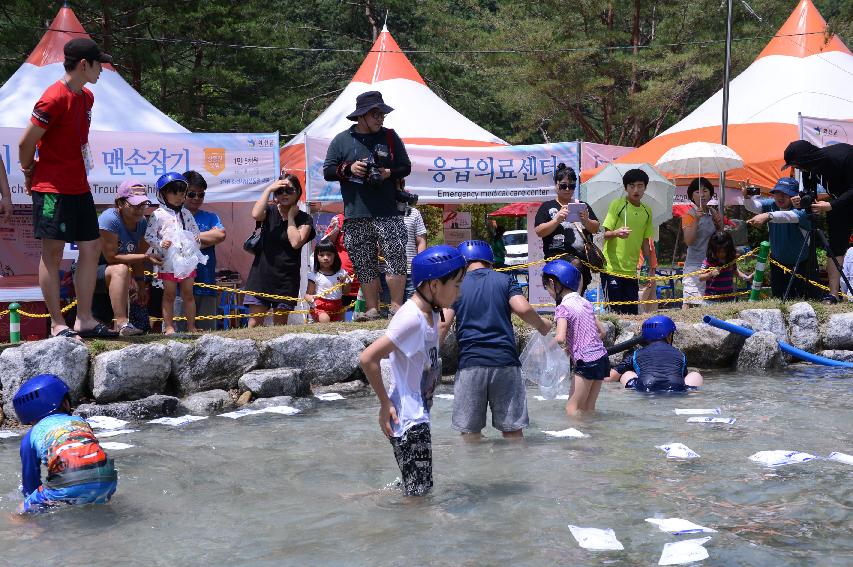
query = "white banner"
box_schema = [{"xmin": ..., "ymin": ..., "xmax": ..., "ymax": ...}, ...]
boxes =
[
  {"xmin": 1, "ymin": 128, "xmax": 279, "ymax": 204},
  {"xmin": 526, "ymin": 207, "xmax": 552, "ymax": 311},
  {"xmin": 800, "ymin": 115, "xmax": 853, "ymax": 147},
  {"xmin": 305, "ymin": 137, "xmax": 580, "ymax": 204}
]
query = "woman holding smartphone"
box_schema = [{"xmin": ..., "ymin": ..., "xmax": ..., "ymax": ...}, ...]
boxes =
[
  {"xmin": 680, "ymin": 177, "xmax": 723, "ymax": 307},
  {"xmin": 534, "ymin": 163, "xmax": 600, "ymax": 294}
]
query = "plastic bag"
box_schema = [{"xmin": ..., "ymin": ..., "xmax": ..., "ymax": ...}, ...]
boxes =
[
  {"xmin": 520, "ymin": 332, "xmax": 571, "ymax": 399},
  {"xmin": 164, "ymin": 227, "xmax": 208, "ymax": 279}
]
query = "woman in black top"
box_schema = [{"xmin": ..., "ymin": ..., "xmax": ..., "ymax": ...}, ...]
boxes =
[
  {"xmin": 245, "ymin": 173, "xmax": 315, "ymax": 327},
  {"xmin": 534, "ymin": 164, "xmax": 600, "ymax": 294}
]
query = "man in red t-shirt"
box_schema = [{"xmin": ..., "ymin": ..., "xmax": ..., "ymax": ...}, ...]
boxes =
[{"xmin": 18, "ymin": 38, "xmax": 117, "ymax": 339}]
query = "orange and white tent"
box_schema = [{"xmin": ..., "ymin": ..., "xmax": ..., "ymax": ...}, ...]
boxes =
[
  {"xmin": 584, "ymin": 0, "xmax": 853, "ymax": 189},
  {"xmin": 280, "ymin": 25, "xmax": 505, "ymax": 189},
  {"xmin": 0, "ymin": 6, "xmax": 187, "ymax": 132}
]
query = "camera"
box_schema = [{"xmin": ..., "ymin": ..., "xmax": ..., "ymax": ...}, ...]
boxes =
[
  {"xmin": 363, "ymin": 154, "xmax": 384, "ymax": 187},
  {"xmin": 744, "ymin": 185, "xmax": 762, "ymax": 197},
  {"xmin": 798, "ymin": 171, "xmax": 819, "ymax": 211}
]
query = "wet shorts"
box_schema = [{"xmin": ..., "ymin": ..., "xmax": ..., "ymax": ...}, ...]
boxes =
[
  {"xmin": 23, "ymin": 480, "xmax": 117, "ymax": 513},
  {"xmin": 624, "ymin": 378, "xmax": 696, "ymax": 392},
  {"xmin": 389, "ymin": 422, "xmax": 432, "ymax": 497},
  {"xmin": 574, "ymin": 355, "xmax": 611, "ymax": 381},
  {"xmin": 32, "ymin": 191, "xmax": 100, "ymax": 243},
  {"xmin": 452, "ymin": 366, "xmax": 528, "ymax": 433}
]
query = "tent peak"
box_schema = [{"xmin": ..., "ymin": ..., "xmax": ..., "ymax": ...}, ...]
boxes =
[
  {"xmin": 25, "ymin": 6, "xmax": 115, "ymax": 70},
  {"xmin": 352, "ymin": 28, "xmax": 426, "ymax": 86},
  {"xmin": 756, "ymin": 0, "xmax": 850, "ymax": 61}
]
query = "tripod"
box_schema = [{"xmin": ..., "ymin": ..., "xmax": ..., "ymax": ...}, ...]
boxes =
[{"xmin": 782, "ymin": 214, "xmax": 853, "ymax": 302}]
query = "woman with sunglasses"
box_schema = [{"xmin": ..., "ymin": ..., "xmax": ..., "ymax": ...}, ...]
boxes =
[
  {"xmin": 534, "ymin": 164, "xmax": 600, "ymax": 294},
  {"xmin": 244, "ymin": 173, "xmax": 315, "ymax": 327}
]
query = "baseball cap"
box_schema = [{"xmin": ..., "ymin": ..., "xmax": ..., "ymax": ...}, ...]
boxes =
[
  {"xmin": 64, "ymin": 38, "xmax": 112, "ymax": 64},
  {"xmin": 769, "ymin": 177, "xmax": 799, "ymax": 197},
  {"xmin": 117, "ymin": 180, "xmax": 152, "ymax": 206}
]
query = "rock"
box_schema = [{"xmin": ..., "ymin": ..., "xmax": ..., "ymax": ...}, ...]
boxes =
[
  {"xmin": 739, "ymin": 309, "xmax": 788, "ymax": 342},
  {"xmin": 0, "ymin": 337, "xmax": 89, "ymax": 418},
  {"xmin": 674, "ymin": 319, "xmax": 751, "ymax": 368},
  {"xmin": 246, "ymin": 395, "xmax": 317, "ymax": 413},
  {"xmin": 515, "ymin": 326, "xmax": 536, "ymax": 358},
  {"xmin": 342, "ymin": 329, "xmax": 385, "ymax": 347},
  {"xmin": 236, "ymin": 391, "xmax": 252, "ymax": 407},
  {"xmin": 313, "ymin": 380, "xmax": 370, "ymax": 397},
  {"xmin": 821, "ymin": 313, "xmax": 853, "ymax": 350},
  {"xmin": 380, "ymin": 359, "xmax": 393, "ymax": 393},
  {"xmin": 599, "ymin": 320, "xmax": 617, "ymax": 347},
  {"xmin": 787, "ymin": 302, "xmax": 820, "ymax": 352},
  {"xmin": 737, "ymin": 331, "xmax": 782, "ymax": 370},
  {"xmin": 440, "ymin": 327, "xmax": 459, "ymax": 376},
  {"xmin": 172, "ymin": 335, "xmax": 261, "ymax": 395},
  {"xmin": 614, "ymin": 319, "xmax": 640, "ymax": 345},
  {"xmin": 816, "ymin": 350, "xmax": 853, "ymax": 363},
  {"xmin": 181, "ymin": 390, "xmax": 234, "ymax": 415},
  {"xmin": 73, "ymin": 394, "xmax": 181, "ymax": 421},
  {"xmin": 238, "ymin": 368, "xmax": 310, "ymax": 398},
  {"xmin": 261, "ymin": 333, "xmax": 363, "ymax": 386},
  {"xmin": 92, "ymin": 343, "xmax": 171, "ymax": 403}
]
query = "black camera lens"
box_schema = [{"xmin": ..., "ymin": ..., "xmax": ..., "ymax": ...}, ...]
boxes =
[{"xmin": 745, "ymin": 186, "xmax": 762, "ymax": 196}]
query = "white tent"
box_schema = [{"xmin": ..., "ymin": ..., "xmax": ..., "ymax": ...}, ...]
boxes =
[{"xmin": 0, "ymin": 6, "xmax": 187, "ymax": 133}]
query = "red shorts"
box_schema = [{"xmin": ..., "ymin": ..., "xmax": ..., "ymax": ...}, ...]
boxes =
[
  {"xmin": 159, "ymin": 270, "xmax": 196, "ymax": 283},
  {"xmin": 312, "ymin": 297, "xmax": 344, "ymax": 322}
]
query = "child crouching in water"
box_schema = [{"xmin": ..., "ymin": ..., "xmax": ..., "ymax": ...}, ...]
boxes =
[
  {"xmin": 13, "ymin": 375, "xmax": 117, "ymax": 513},
  {"xmin": 617, "ymin": 315, "xmax": 704, "ymax": 391},
  {"xmin": 360, "ymin": 245, "xmax": 465, "ymax": 496},
  {"xmin": 542, "ymin": 259, "xmax": 610, "ymax": 416},
  {"xmin": 306, "ymin": 239, "xmax": 350, "ymax": 323}
]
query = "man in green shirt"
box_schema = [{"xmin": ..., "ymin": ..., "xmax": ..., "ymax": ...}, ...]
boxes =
[{"xmin": 601, "ymin": 168, "xmax": 655, "ymax": 315}]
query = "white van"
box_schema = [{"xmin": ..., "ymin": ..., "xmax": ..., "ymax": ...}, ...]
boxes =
[{"xmin": 503, "ymin": 230, "xmax": 528, "ymax": 266}]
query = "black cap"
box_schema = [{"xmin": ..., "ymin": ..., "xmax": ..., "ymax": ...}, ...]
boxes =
[
  {"xmin": 346, "ymin": 91, "xmax": 394, "ymax": 121},
  {"xmin": 64, "ymin": 38, "xmax": 112, "ymax": 64},
  {"xmin": 781, "ymin": 140, "xmax": 818, "ymax": 170}
]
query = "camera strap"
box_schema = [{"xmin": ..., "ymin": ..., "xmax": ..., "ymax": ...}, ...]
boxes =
[{"xmin": 385, "ymin": 128, "xmax": 396, "ymax": 162}]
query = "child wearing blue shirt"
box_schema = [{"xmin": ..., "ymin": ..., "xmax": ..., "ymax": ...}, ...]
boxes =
[{"xmin": 616, "ymin": 316, "xmax": 704, "ymax": 392}]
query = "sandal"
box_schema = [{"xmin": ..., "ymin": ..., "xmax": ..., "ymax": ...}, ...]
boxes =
[
  {"xmin": 52, "ymin": 328, "xmax": 81, "ymax": 340},
  {"xmin": 77, "ymin": 322, "xmax": 119, "ymax": 338},
  {"xmin": 118, "ymin": 322, "xmax": 144, "ymax": 337}
]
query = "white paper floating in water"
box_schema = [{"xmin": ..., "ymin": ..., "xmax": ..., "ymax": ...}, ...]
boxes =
[
  {"xmin": 567, "ymin": 525, "xmax": 624, "ymax": 551},
  {"xmin": 544, "ymin": 428, "xmax": 588, "ymax": 438},
  {"xmin": 686, "ymin": 417, "xmax": 736, "ymax": 425},
  {"xmin": 148, "ymin": 415, "xmax": 208, "ymax": 426},
  {"xmin": 219, "ymin": 406, "xmax": 300, "ymax": 419},
  {"xmin": 86, "ymin": 416, "xmax": 129, "ymax": 430},
  {"xmin": 100, "ymin": 442, "xmax": 134, "ymax": 451},
  {"xmin": 645, "ymin": 517, "xmax": 716, "ymax": 535},
  {"xmin": 219, "ymin": 408, "xmax": 258, "ymax": 419},
  {"xmin": 315, "ymin": 393, "xmax": 345, "ymax": 401},
  {"xmin": 0, "ymin": 431, "xmax": 20, "ymax": 439},
  {"xmin": 674, "ymin": 408, "xmax": 721, "ymax": 416},
  {"xmin": 434, "ymin": 394, "xmax": 454, "ymax": 400},
  {"xmin": 656, "ymin": 443, "xmax": 700, "ymax": 459},
  {"xmin": 533, "ymin": 394, "xmax": 570, "ymax": 401},
  {"xmin": 748, "ymin": 450, "xmax": 817, "ymax": 467},
  {"xmin": 96, "ymin": 428, "xmax": 138, "ymax": 438},
  {"xmin": 658, "ymin": 537, "xmax": 712, "ymax": 565},
  {"xmin": 827, "ymin": 451, "xmax": 853, "ymax": 465}
]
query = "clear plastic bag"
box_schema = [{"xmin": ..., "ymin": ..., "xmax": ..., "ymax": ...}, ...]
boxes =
[
  {"xmin": 520, "ymin": 332, "xmax": 571, "ymax": 399},
  {"xmin": 165, "ymin": 227, "xmax": 208, "ymax": 280}
]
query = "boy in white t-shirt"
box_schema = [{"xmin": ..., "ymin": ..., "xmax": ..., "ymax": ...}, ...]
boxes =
[{"xmin": 359, "ymin": 245, "xmax": 466, "ymax": 496}]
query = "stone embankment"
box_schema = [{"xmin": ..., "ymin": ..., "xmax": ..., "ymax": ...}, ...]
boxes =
[{"xmin": 0, "ymin": 303, "xmax": 850, "ymax": 422}]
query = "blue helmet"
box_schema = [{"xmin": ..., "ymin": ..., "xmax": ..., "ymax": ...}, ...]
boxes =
[
  {"xmin": 542, "ymin": 259, "xmax": 581, "ymax": 292},
  {"xmin": 457, "ymin": 240, "xmax": 494, "ymax": 265},
  {"xmin": 13, "ymin": 374, "xmax": 70, "ymax": 425},
  {"xmin": 642, "ymin": 315, "xmax": 677, "ymax": 341},
  {"xmin": 411, "ymin": 245, "xmax": 466, "ymax": 289},
  {"xmin": 156, "ymin": 172, "xmax": 188, "ymax": 193}
]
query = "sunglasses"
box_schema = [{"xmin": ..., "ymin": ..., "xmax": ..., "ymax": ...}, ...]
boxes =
[
  {"xmin": 274, "ymin": 187, "xmax": 297, "ymax": 197},
  {"xmin": 558, "ymin": 183, "xmax": 576, "ymax": 191},
  {"xmin": 368, "ymin": 110, "xmax": 385, "ymax": 120},
  {"xmin": 130, "ymin": 202, "xmax": 154, "ymax": 210},
  {"xmin": 186, "ymin": 191, "xmax": 205, "ymax": 199}
]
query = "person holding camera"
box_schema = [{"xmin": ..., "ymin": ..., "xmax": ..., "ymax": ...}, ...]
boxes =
[
  {"xmin": 323, "ymin": 91, "xmax": 411, "ymax": 321},
  {"xmin": 782, "ymin": 140, "xmax": 853, "ymax": 302},
  {"xmin": 744, "ymin": 177, "xmax": 818, "ymax": 300},
  {"xmin": 680, "ymin": 177, "xmax": 724, "ymax": 307}
]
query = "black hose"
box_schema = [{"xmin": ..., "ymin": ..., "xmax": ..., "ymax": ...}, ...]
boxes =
[{"xmin": 606, "ymin": 336, "xmax": 645, "ymax": 356}]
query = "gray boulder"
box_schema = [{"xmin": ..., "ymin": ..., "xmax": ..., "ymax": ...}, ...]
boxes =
[
  {"xmin": 342, "ymin": 329, "xmax": 385, "ymax": 347},
  {"xmin": 0, "ymin": 337, "xmax": 89, "ymax": 418},
  {"xmin": 787, "ymin": 302, "xmax": 820, "ymax": 352},
  {"xmin": 313, "ymin": 380, "xmax": 370, "ymax": 397},
  {"xmin": 739, "ymin": 309, "xmax": 788, "ymax": 342},
  {"xmin": 614, "ymin": 319, "xmax": 640, "ymax": 345},
  {"xmin": 92, "ymin": 343, "xmax": 171, "ymax": 403},
  {"xmin": 737, "ymin": 331, "xmax": 782, "ymax": 370},
  {"xmin": 238, "ymin": 368, "xmax": 310, "ymax": 398},
  {"xmin": 246, "ymin": 395, "xmax": 317, "ymax": 413},
  {"xmin": 674, "ymin": 319, "xmax": 751, "ymax": 367},
  {"xmin": 261, "ymin": 333, "xmax": 363, "ymax": 386},
  {"xmin": 441, "ymin": 327, "xmax": 459, "ymax": 376},
  {"xmin": 821, "ymin": 313, "xmax": 853, "ymax": 350},
  {"xmin": 599, "ymin": 320, "xmax": 617, "ymax": 347},
  {"xmin": 172, "ymin": 335, "xmax": 260, "ymax": 395},
  {"xmin": 74, "ymin": 394, "xmax": 181, "ymax": 421},
  {"xmin": 816, "ymin": 350, "xmax": 853, "ymax": 363},
  {"xmin": 181, "ymin": 389, "xmax": 234, "ymax": 415}
]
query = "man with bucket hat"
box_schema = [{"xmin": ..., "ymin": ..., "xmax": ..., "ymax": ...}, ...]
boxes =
[
  {"xmin": 744, "ymin": 177, "xmax": 818, "ymax": 300},
  {"xmin": 323, "ymin": 91, "xmax": 411, "ymax": 321},
  {"xmin": 18, "ymin": 38, "xmax": 117, "ymax": 339}
]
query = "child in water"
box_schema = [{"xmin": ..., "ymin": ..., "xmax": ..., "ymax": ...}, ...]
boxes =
[
  {"xmin": 617, "ymin": 315, "xmax": 704, "ymax": 392},
  {"xmin": 359, "ymin": 245, "xmax": 465, "ymax": 496},
  {"xmin": 543, "ymin": 259, "xmax": 611, "ymax": 416},
  {"xmin": 13, "ymin": 374, "xmax": 117, "ymax": 513},
  {"xmin": 306, "ymin": 239, "xmax": 351, "ymax": 323}
]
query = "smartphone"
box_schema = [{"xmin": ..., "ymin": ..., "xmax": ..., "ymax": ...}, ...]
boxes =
[{"xmin": 565, "ymin": 203, "xmax": 587, "ymax": 223}]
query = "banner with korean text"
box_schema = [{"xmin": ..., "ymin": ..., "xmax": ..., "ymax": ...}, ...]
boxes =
[
  {"xmin": 1, "ymin": 128, "xmax": 279, "ymax": 205},
  {"xmin": 800, "ymin": 115, "xmax": 853, "ymax": 148},
  {"xmin": 305, "ymin": 137, "xmax": 580, "ymax": 203}
]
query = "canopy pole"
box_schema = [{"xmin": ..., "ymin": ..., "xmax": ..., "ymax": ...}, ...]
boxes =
[{"xmin": 719, "ymin": 0, "xmax": 733, "ymax": 214}]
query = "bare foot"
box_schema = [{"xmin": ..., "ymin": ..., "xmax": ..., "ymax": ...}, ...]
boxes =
[{"xmin": 163, "ymin": 327, "xmax": 176, "ymax": 335}]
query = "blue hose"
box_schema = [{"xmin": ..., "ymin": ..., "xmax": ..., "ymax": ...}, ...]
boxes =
[{"xmin": 703, "ymin": 315, "xmax": 853, "ymax": 369}]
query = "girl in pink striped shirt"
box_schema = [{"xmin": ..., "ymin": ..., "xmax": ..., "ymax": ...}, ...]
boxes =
[{"xmin": 543, "ymin": 260, "xmax": 610, "ymax": 416}]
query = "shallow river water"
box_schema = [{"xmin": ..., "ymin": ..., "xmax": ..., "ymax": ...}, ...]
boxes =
[{"xmin": 0, "ymin": 367, "xmax": 850, "ymax": 566}]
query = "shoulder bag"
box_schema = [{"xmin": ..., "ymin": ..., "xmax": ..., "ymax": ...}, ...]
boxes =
[
  {"xmin": 242, "ymin": 220, "xmax": 264, "ymax": 254},
  {"xmin": 574, "ymin": 222, "xmax": 605, "ymax": 270}
]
